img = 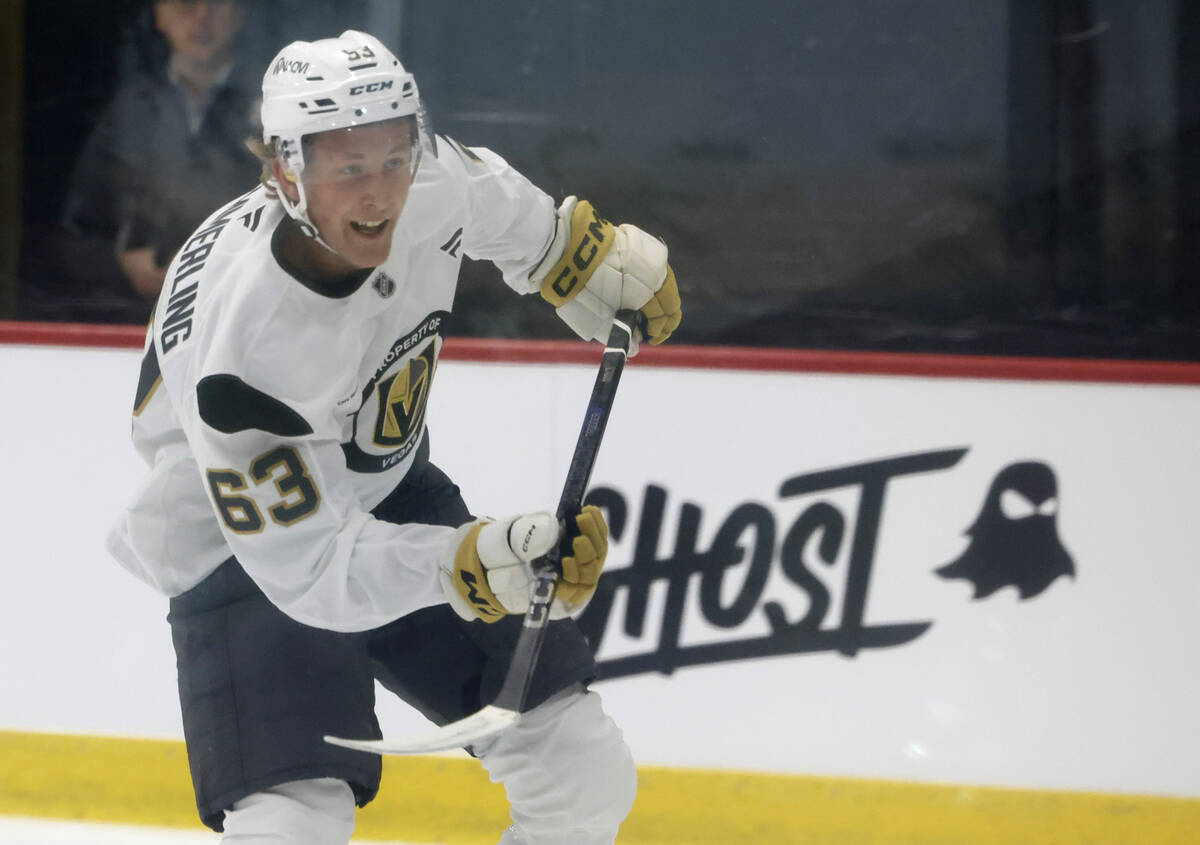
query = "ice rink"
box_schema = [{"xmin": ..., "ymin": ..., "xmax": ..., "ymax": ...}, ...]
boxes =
[{"xmin": 0, "ymin": 817, "xmax": 431, "ymax": 845}]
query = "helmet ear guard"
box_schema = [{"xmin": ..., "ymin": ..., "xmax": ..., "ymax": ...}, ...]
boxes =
[{"xmin": 259, "ymin": 30, "xmax": 436, "ymax": 240}]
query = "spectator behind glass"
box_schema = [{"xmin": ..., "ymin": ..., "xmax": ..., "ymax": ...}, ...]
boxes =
[{"xmin": 58, "ymin": 0, "xmax": 259, "ymax": 317}]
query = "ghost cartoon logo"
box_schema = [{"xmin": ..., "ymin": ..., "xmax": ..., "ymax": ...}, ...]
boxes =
[{"xmin": 936, "ymin": 461, "xmax": 1075, "ymax": 599}]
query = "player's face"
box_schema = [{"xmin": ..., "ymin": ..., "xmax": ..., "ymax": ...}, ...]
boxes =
[
  {"xmin": 154, "ymin": 0, "xmax": 243, "ymax": 67},
  {"xmin": 302, "ymin": 121, "xmax": 416, "ymax": 272}
]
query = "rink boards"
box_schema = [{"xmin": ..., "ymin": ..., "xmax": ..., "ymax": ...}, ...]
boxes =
[{"xmin": 2, "ymin": 324, "xmax": 1199, "ymax": 843}]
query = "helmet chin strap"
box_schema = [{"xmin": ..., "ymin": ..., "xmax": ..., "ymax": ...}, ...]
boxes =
[
  {"xmin": 295, "ymin": 218, "xmax": 342, "ymax": 259},
  {"xmin": 272, "ymin": 171, "xmax": 343, "ymax": 258}
]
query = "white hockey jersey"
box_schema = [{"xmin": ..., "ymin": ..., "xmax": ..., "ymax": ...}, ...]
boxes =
[{"xmin": 106, "ymin": 137, "xmax": 557, "ymax": 632}]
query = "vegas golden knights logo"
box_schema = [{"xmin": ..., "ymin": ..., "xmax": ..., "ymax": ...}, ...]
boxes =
[{"xmin": 373, "ymin": 342, "xmax": 436, "ymax": 448}]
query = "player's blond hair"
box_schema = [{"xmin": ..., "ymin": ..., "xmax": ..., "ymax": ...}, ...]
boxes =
[{"xmin": 244, "ymin": 136, "xmax": 280, "ymax": 197}]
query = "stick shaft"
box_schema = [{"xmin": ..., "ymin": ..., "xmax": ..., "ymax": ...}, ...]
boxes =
[{"xmin": 492, "ymin": 312, "xmax": 637, "ymax": 713}]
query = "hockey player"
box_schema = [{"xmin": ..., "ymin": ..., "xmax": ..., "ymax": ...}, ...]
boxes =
[{"xmin": 106, "ymin": 30, "xmax": 681, "ymax": 845}]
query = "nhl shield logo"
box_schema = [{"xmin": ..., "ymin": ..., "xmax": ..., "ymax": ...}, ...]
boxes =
[{"xmin": 373, "ymin": 272, "xmax": 396, "ymax": 298}]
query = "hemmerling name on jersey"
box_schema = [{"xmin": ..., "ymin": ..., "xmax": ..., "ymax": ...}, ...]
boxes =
[{"xmin": 161, "ymin": 193, "xmax": 254, "ymax": 354}]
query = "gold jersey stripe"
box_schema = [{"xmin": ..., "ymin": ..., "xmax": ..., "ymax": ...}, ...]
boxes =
[
  {"xmin": 1, "ymin": 730, "xmax": 1197, "ymax": 844},
  {"xmin": 132, "ymin": 375, "xmax": 162, "ymax": 417}
]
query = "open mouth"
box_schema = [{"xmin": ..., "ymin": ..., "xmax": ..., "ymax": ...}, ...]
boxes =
[{"xmin": 350, "ymin": 219, "xmax": 389, "ymax": 236}]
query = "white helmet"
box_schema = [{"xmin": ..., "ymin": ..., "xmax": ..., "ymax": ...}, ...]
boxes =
[{"xmin": 260, "ymin": 30, "xmax": 435, "ymax": 237}]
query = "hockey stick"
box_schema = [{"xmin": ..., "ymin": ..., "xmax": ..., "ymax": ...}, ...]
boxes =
[{"xmin": 325, "ymin": 310, "xmax": 640, "ymax": 755}]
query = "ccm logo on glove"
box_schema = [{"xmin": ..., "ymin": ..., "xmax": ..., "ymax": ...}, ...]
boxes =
[
  {"xmin": 520, "ymin": 520, "xmax": 540, "ymax": 555},
  {"xmin": 456, "ymin": 562, "xmax": 500, "ymax": 619},
  {"xmin": 543, "ymin": 201, "xmax": 615, "ymax": 304}
]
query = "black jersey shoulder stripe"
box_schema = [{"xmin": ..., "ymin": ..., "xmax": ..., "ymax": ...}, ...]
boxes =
[
  {"xmin": 197, "ymin": 374, "xmax": 314, "ymax": 437},
  {"xmin": 133, "ymin": 344, "xmax": 162, "ymax": 416}
]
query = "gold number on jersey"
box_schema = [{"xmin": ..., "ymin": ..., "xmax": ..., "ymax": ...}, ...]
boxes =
[
  {"xmin": 250, "ymin": 446, "xmax": 321, "ymax": 526},
  {"xmin": 206, "ymin": 469, "xmax": 265, "ymax": 534},
  {"xmin": 206, "ymin": 445, "xmax": 320, "ymax": 533}
]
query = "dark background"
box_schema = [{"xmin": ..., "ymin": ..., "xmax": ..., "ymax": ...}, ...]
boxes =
[{"xmin": 15, "ymin": 0, "xmax": 1200, "ymax": 358}]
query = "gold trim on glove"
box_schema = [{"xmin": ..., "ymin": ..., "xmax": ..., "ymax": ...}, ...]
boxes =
[
  {"xmin": 558, "ymin": 504, "xmax": 609, "ymax": 608},
  {"xmin": 452, "ymin": 522, "xmax": 506, "ymax": 623},
  {"xmin": 539, "ymin": 200, "xmax": 616, "ymax": 307},
  {"xmin": 642, "ymin": 265, "xmax": 682, "ymax": 345}
]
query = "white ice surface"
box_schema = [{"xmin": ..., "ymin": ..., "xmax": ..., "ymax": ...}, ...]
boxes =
[{"xmin": 0, "ymin": 816, "xmax": 432, "ymax": 845}]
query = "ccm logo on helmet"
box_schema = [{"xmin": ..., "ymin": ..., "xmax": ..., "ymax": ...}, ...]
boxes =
[
  {"xmin": 349, "ymin": 81, "xmax": 394, "ymax": 96},
  {"xmin": 272, "ymin": 58, "xmax": 310, "ymax": 75}
]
